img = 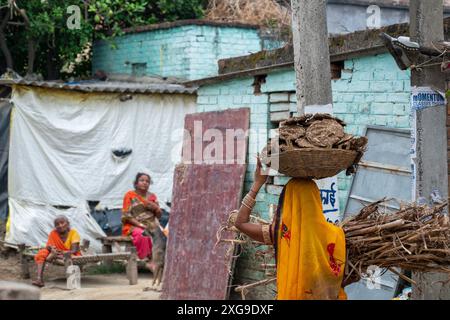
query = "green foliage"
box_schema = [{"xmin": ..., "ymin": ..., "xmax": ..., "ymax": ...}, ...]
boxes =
[
  {"xmin": 150, "ymin": 0, "xmax": 208, "ymax": 22},
  {"xmin": 0, "ymin": 0, "xmax": 207, "ymax": 79},
  {"xmin": 88, "ymin": 0, "xmax": 154, "ymax": 39}
]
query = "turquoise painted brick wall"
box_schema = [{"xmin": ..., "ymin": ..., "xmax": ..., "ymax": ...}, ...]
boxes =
[{"xmin": 93, "ymin": 25, "xmax": 267, "ymax": 80}]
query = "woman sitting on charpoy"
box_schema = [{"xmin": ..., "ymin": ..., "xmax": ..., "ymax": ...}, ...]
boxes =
[
  {"xmin": 122, "ymin": 172, "xmax": 162, "ymax": 266},
  {"xmin": 32, "ymin": 216, "xmax": 81, "ymax": 287}
]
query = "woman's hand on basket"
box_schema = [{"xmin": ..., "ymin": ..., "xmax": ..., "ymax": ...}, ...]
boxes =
[{"xmin": 254, "ymin": 154, "xmax": 269, "ymax": 188}]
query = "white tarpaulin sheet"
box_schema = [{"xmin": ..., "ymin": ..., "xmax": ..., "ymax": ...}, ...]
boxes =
[
  {"xmin": 7, "ymin": 86, "xmax": 196, "ymax": 249},
  {"xmin": 8, "ymin": 199, "xmax": 105, "ymax": 252}
]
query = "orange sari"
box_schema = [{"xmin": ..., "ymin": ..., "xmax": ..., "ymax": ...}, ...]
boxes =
[
  {"xmin": 121, "ymin": 190, "xmax": 158, "ymax": 236},
  {"xmin": 34, "ymin": 229, "xmax": 81, "ymax": 264}
]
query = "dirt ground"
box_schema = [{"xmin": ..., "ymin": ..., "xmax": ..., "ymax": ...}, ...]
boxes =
[
  {"xmin": 0, "ymin": 248, "xmax": 161, "ymax": 300},
  {"xmin": 39, "ymin": 274, "xmax": 161, "ymax": 300}
]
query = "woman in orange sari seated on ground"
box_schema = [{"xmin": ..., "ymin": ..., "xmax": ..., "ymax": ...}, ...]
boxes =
[
  {"xmin": 122, "ymin": 172, "xmax": 162, "ymax": 270},
  {"xmin": 32, "ymin": 216, "xmax": 81, "ymax": 287},
  {"xmin": 234, "ymin": 157, "xmax": 358, "ymax": 300}
]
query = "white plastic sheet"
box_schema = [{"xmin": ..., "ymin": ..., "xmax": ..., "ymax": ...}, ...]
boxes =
[
  {"xmin": 6, "ymin": 198, "xmax": 105, "ymax": 252},
  {"xmin": 7, "ymin": 86, "xmax": 196, "ymax": 248}
]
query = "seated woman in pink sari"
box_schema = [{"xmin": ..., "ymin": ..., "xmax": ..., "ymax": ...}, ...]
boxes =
[{"xmin": 122, "ymin": 172, "xmax": 162, "ymax": 268}]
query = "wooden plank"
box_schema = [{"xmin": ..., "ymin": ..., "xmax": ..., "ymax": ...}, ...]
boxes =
[
  {"xmin": 358, "ymin": 160, "xmax": 412, "ymax": 175},
  {"xmin": 99, "ymin": 236, "xmax": 132, "ymax": 243},
  {"xmin": 182, "ymin": 108, "xmax": 250, "ymax": 164},
  {"xmin": 161, "ymin": 108, "xmax": 249, "ymax": 300},
  {"xmin": 127, "ymin": 248, "xmax": 138, "ymax": 285}
]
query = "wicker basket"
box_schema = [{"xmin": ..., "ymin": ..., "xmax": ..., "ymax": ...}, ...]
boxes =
[{"xmin": 261, "ymin": 148, "xmax": 359, "ymax": 179}]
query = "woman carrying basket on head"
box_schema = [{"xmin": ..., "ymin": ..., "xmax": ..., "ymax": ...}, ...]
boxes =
[
  {"xmin": 234, "ymin": 156, "xmax": 358, "ymax": 300},
  {"xmin": 122, "ymin": 172, "xmax": 162, "ymax": 270}
]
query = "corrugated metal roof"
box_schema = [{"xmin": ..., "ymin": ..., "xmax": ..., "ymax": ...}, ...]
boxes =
[{"xmin": 0, "ymin": 79, "xmax": 198, "ymax": 95}]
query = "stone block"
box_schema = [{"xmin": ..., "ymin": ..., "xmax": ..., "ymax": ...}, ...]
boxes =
[
  {"xmin": 393, "ymin": 104, "xmax": 407, "ymax": 116},
  {"xmin": 208, "ymin": 96, "xmax": 218, "ymax": 104},
  {"xmin": 270, "ymin": 111, "xmax": 290, "ymax": 122},
  {"xmin": 389, "ymin": 93, "xmax": 410, "ymax": 103},
  {"xmin": 269, "ymin": 103, "xmax": 291, "ymax": 112},
  {"xmin": 269, "ymin": 93, "xmax": 290, "ymax": 103},
  {"xmin": 395, "ymin": 116, "xmax": 411, "ymax": 128},
  {"xmin": 197, "ymin": 96, "xmax": 209, "ymax": 104},
  {"xmin": 332, "ymin": 80, "xmax": 350, "ymax": 91},
  {"xmin": 332, "ymin": 103, "xmax": 348, "ymax": 114},
  {"xmin": 251, "ymin": 95, "xmax": 269, "ymax": 104},
  {"xmin": 233, "ymin": 96, "xmax": 243, "ymax": 104},
  {"xmin": 371, "ymin": 103, "xmax": 394, "ymax": 115},
  {"xmin": 370, "ymin": 81, "xmax": 393, "ymax": 92},
  {"xmin": 0, "ymin": 281, "xmax": 40, "ymax": 300},
  {"xmin": 350, "ymin": 80, "xmax": 370, "ymax": 92},
  {"xmin": 340, "ymin": 70, "xmax": 353, "ymax": 80}
]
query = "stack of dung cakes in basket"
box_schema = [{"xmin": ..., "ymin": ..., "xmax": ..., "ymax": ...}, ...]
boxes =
[{"xmin": 261, "ymin": 113, "xmax": 368, "ymax": 179}]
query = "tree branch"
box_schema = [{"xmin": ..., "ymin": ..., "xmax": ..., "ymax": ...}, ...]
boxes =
[
  {"xmin": 7, "ymin": 21, "xmax": 24, "ymax": 26},
  {"xmin": 26, "ymin": 39, "xmax": 36, "ymax": 76},
  {"xmin": 12, "ymin": 1, "xmax": 30, "ymax": 27},
  {"xmin": 1, "ymin": 8, "xmax": 10, "ymax": 29},
  {"xmin": 9, "ymin": 2, "xmax": 35, "ymax": 76}
]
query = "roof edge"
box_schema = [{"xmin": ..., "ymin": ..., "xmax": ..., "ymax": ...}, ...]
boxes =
[
  {"xmin": 214, "ymin": 17, "xmax": 450, "ymax": 77},
  {"xmin": 0, "ymin": 79, "xmax": 198, "ymax": 95},
  {"xmin": 328, "ymin": 0, "xmax": 450, "ymax": 11},
  {"xmin": 122, "ymin": 19, "xmax": 260, "ymax": 35}
]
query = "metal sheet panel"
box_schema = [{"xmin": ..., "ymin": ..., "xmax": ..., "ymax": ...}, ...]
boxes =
[
  {"xmin": 345, "ymin": 126, "xmax": 412, "ymax": 216},
  {"xmin": 344, "ymin": 126, "xmax": 412, "ymax": 300},
  {"xmin": 0, "ymin": 79, "xmax": 198, "ymax": 95},
  {"xmin": 161, "ymin": 108, "xmax": 250, "ymax": 300}
]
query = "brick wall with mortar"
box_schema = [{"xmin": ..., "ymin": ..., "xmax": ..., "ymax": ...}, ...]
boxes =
[
  {"xmin": 93, "ymin": 25, "xmax": 268, "ymax": 81},
  {"xmin": 196, "ymin": 52, "xmax": 411, "ymax": 299}
]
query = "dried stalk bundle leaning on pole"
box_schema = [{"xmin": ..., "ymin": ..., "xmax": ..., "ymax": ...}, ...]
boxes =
[{"xmin": 342, "ymin": 200, "xmax": 450, "ymax": 281}]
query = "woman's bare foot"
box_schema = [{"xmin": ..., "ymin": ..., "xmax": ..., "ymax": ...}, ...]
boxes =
[{"xmin": 31, "ymin": 280, "xmax": 45, "ymax": 288}]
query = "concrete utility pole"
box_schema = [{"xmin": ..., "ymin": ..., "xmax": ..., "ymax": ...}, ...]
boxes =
[
  {"xmin": 291, "ymin": 0, "xmax": 332, "ymax": 115},
  {"xmin": 410, "ymin": 0, "xmax": 450, "ymax": 300}
]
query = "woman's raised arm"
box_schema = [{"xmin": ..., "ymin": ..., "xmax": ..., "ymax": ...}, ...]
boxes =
[{"xmin": 234, "ymin": 156, "xmax": 273, "ymax": 244}]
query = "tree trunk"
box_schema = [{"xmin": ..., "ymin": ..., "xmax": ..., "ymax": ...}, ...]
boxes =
[
  {"xmin": 26, "ymin": 39, "xmax": 36, "ymax": 76},
  {"xmin": 0, "ymin": 10, "xmax": 13, "ymax": 70},
  {"xmin": 46, "ymin": 46, "xmax": 60, "ymax": 80},
  {"xmin": 0, "ymin": 31, "xmax": 13, "ymax": 70}
]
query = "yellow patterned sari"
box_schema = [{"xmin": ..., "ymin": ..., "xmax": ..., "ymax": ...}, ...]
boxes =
[{"xmin": 274, "ymin": 178, "xmax": 347, "ymax": 300}]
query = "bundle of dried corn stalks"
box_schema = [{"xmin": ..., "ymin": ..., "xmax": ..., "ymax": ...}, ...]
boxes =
[{"xmin": 342, "ymin": 200, "xmax": 450, "ymax": 279}]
